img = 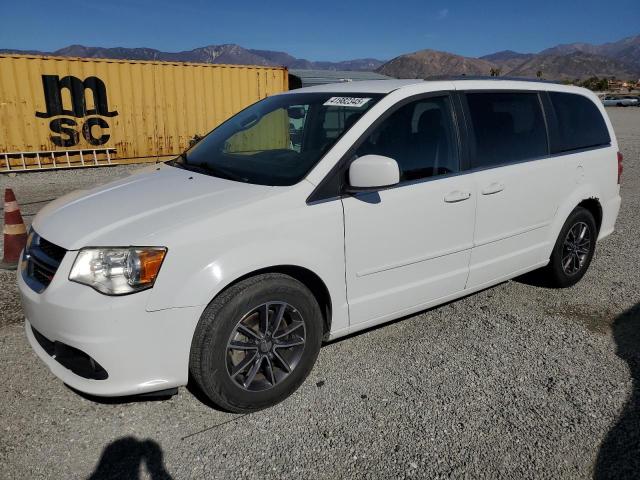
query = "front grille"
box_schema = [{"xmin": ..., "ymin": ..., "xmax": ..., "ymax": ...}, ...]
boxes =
[
  {"xmin": 38, "ymin": 237, "xmax": 66, "ymax": 263},
  {"xmin": 21, "ymin": 230, "xmax": 67, "ymax": 293}
]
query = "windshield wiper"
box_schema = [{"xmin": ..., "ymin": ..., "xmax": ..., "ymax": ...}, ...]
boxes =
[{"xmin": 171, "ymin": 154, "xmax": 249, "ymax": 183}]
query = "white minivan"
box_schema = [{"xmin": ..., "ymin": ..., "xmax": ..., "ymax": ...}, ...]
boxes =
[{"xmin": 19, "ymin": 79, "xmax": 622, "ymax": 412}]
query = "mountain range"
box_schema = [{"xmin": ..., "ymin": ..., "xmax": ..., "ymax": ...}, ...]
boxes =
[
  {"xmin": 379, "ymin": 35, "xmax": 640, "ymax": 80},
  {"xmin": 0, "ymin": 44, "xmax": 384, "ymax": 72},
  {"xmin": 2, "ymin": 34, "xmax": 639, "ymax": 80}
]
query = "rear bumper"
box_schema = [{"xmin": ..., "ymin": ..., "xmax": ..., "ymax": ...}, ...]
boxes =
[
  {"xmin": 19, "ymin": 254, "xmax": 203, "ymax": 397},
  {"xmin": 598, "ymin": 194, "xmax": 622, "ymax": 240}
]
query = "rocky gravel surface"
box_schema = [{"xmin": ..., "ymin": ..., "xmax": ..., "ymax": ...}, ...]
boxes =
[{"xmin": 0, "ymin": 108, "xmax": 638, "ymax": 479}]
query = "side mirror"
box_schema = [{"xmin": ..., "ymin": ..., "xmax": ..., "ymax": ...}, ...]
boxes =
[{"xmin": 346, "ymin": 154, "xmax": 400, "ymax": 192}]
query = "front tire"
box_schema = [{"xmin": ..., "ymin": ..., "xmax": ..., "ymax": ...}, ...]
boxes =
[
  {"xmin": 542, "ymin": 207, "xmax": 597, "ymax": 288},
  {"xmin": 189, "ymin": 273, "xmax": 323, "ymax": 413}
]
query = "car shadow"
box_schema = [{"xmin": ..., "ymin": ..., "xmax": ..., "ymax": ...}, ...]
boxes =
[
  {"xmin": 594, "ymin": 302, "xmax": 640, "ymax": 479},
  {"xmin": 64, "ymin": 384, "xmax": 177, "ymax": 405},
  {"xmin": 88, "ymin": 436, "xmax": 173, "ymax": 480},
  {"xmin": 185, "ymin": 373, "xmax": 233, "ymax": 412},
  {"xmin": 326, "ymin": 282, "xmax": 507, "ymax": 346},
  {"xmin": 512, "ymin": 269, "xmax": 555, "ymax": 288}
]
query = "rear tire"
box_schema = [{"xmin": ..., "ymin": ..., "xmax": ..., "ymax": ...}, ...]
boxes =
[
  {"xmin": 189, "ymin": 273, "xmax": 323, "ymax": 413},
  {"xmin": 541, "ymin": 207, "xmax": 597, "ymax": 288}
]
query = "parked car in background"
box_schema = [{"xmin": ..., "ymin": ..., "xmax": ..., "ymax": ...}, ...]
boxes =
[
  {"xmin": 602, "ymin": 95, "xmax": 639, "ymax": 106},
  {"xmin": 19, "ymin": 79, "xmax": 622, "ymax": 412}
]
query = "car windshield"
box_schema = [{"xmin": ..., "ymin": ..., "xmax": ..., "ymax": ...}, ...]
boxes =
[{"xmin": 169, "ymin": 92, "xmax": 383, "ymax": 186}]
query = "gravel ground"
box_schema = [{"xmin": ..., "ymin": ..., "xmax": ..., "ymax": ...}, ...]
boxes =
[{"xmin": 0, "ymin": 108, "xmax": 638, "ymax": 479}]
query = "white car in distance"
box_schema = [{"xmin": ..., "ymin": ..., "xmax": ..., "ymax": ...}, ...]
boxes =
[
  {"xmin": 19, "ymin": 79, "xmax": 622, "ymax": 412},
  {"xmin": 601, "ymin": 95, "xmax": 638, "ymax": 107}
]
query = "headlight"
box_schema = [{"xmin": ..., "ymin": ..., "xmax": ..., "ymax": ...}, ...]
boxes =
[{"xmin": 69, "ymin": 247, "xmax": 167, "ymax": 295}]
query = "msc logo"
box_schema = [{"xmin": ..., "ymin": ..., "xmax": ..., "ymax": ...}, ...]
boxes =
[{"xmin": 36, "ymin": 75, "xmax": 118, "ymax": 148}]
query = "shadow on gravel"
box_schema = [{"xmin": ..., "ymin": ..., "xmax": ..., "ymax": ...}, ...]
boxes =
[
  {"xmin": 513, "ymin": 269, "xmax": 553, "ymax": 288},
  {"xmin": 186, "ymin": 373, "xmax": 229, "ymax": 411},
  {"xmin": 65, "ymin": 384, "xmax": 177, "ymax": 405},
  {"xmin": 327, "ymin": 282, "xmax": 508, "ymax": 347},
  {"xmin": 594, "ymin": 303, "xmax": 640, "ymax": 480},
  {"xmin": 88, "ymin": 436, "xmax": 173, "ymax": 480}
]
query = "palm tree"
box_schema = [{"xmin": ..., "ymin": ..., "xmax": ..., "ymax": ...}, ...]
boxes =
[
  {"xmin": 536, "ymin": 70, "xmax": 543, "ymax": 79},
  {"xmin": 490, "ymin": 68, "xmax": 501, "ymax": 77}
]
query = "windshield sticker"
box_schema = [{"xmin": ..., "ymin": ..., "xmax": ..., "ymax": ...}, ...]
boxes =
[{"xmin": 323, "ymin": 97, "xmax": 371, "ymax": 108}]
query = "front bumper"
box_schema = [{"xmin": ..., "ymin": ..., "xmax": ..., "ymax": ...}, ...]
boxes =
[{"xmin": 18, "ymin": 253, "xmax": 203, "ymax": 397}]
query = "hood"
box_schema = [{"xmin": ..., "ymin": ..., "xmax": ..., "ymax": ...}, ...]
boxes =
[{"xmin": 33, "ymin": 164, "xmax": 274, "ymax": 250}]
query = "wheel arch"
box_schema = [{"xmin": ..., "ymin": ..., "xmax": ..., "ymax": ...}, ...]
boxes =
[
  {"xmin": 211, "ymin": 265, "xmax": 333, "ymax": 338},
  {"xmin": 577, "ymin": 197, "xmax": 603, "ymax": 233},
  {"xmin": 548, "ymin": 186, "xmax": 603, "ymax": 259}
]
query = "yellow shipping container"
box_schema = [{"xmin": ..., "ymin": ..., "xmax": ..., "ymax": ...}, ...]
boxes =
[{"xmin": 0, "ymin": 54, "xmax": 289, "ymax": 171}]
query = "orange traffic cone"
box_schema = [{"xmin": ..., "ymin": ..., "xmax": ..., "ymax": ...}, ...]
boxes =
[{"xmin": 1, "ymin": 188, "xmax": 27, "ymax": 270}]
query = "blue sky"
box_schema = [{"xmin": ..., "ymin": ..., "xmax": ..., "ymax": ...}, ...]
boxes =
[{"xmin": 2, "ymin": 0, "xmax": 638, "ymax": 61}]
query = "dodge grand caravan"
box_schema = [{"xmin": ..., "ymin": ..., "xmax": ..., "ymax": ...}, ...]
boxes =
[{"xmin": 19, "ymin": 79, "xmax": 622, "ymax": 412}]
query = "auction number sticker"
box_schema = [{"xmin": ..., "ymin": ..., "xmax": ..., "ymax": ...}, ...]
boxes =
[{"xmin": 323, "ymin": 97, "xmax": 371, "ymax": 108}]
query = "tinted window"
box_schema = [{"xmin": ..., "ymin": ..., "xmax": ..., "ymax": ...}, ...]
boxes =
[
  {"xmin": 549, "ymin": 92, "xmax": 610, "ymax": 152},
  {"xmin": 355, "ymin": 96, "xmax": 458, "ymax": 182},
  {"xmin": 466, "ymin": 92, "xmax": 548, "ymax": 168}
]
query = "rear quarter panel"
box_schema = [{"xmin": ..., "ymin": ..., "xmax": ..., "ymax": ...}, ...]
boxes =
[{"xmin": 544, "ymin": 88, "xmax": 620, "ymax": 252}]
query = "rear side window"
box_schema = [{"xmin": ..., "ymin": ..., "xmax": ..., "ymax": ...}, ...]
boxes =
[
  {"xmin": 466, "ymin": 92, "xmax": 548, "ymax": 168},
  {"xmin": 549, "ymin": 92, "xmax": 610, "ymax": 152}
]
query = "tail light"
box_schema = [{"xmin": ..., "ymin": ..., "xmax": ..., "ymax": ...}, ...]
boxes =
[{"xmin": 617, "ymin": 151, "xmax": 623, "ymax": 184}]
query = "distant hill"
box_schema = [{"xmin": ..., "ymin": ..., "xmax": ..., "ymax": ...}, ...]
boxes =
[
  {"xmin": 540, "ymin": 35, "xmax": 640, "ymax": 69},
  {"xmin": 480, "ymin": 50, "xmax": 533, "ymax": 63},
  {"xmin": 248, "ymin": 49, "xmax": 303, "ymax": 67},
  {"xmin": 505, "ymin": 51, "xmax": 638, "ymax": 80},
  {"xmin": 479, "ymin": 50, "xmax": 536, "ymax": 72},
  {"xmin": 377, "ymin": 35, "xmax": 640, "ymax": 80},
  {"xmin": 313, "ymin": 58, "xmax": 385, "ymax": 71},
  {"xmin": 377, "ymin": 49, "xmax": 496, "ymax": 78},
  {"xmin": 0, "ymin": 43, "xmax": 384, "ymax": 71},
  {"xmin": 52, "ymin": 45, "xmax": 164, "ymax": 61},
  {"xmin": 248, "ymin": 49, "xmax": 384, "ymax": 71},
  {"xmin": 0, "ymin": 48, "xmax": 47, "ymax": 56}
]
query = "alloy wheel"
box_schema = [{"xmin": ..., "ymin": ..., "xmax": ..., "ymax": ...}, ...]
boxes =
[
  {"xmin": 561, "ymin": 221, "xmax": 591, "ymax": 275},
  {"xmin": 226, "ymin": 302, "xmax": 306, "ymax": 391}
]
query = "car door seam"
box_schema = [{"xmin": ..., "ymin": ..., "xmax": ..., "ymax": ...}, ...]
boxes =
[
  {"xmin": 356, "ymin": 243, "xmax": 474, "ymax": 278},
  {"xmin": 473, "ymin": 221, "xmax": 550, "ymax": 248},
  {"xmin": 340, "ymin": 198, "xmax": 352, "ymax": 327}
]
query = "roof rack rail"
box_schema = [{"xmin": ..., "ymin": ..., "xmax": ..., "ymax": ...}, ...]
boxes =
[{"xmin": 422, "ymin": 75, "xmax": 565, "ymax": 84}]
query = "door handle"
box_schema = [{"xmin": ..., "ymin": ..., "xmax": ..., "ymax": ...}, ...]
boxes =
[
  {"xmin": 481, "ymin": 182, "xmax": 505, "ymax": 195},
  {"xmin": 444, "ymin": 190, "xmax": 471, "ymax": 203}
]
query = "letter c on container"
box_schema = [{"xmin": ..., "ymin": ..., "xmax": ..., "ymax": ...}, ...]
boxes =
[{"xmin": 82, "ymin": 117, "xmax": 110, "ymax": 146}]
